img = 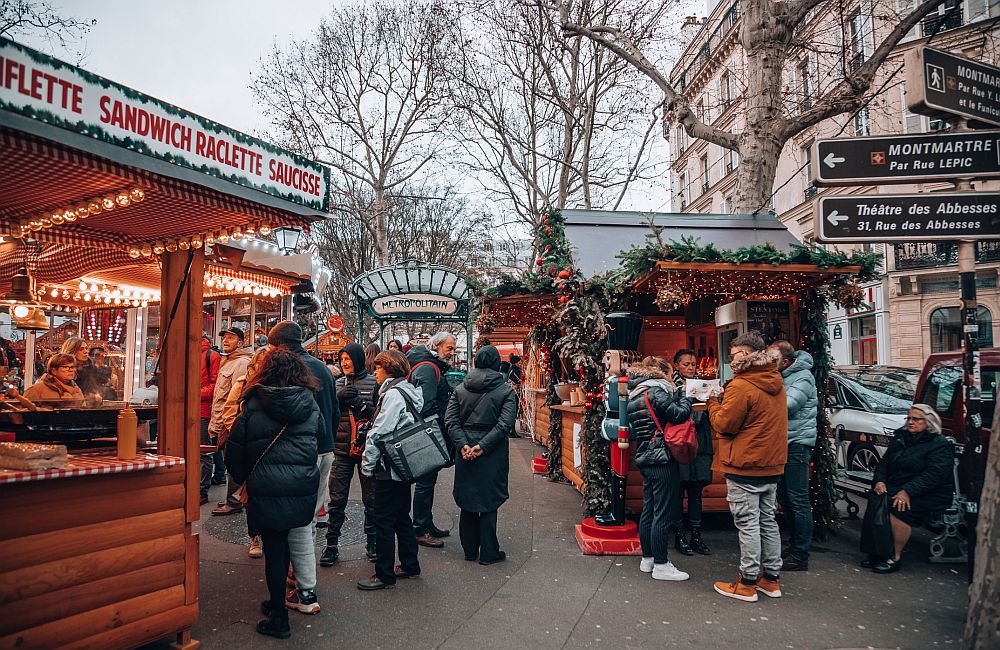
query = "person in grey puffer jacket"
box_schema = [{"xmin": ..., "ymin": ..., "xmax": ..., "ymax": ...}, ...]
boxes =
[{"xmin": 769, "ymin": 341, "xmax": 817, "ymax": 571}]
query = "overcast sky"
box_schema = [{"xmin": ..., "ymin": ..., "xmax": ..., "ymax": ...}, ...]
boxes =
[{"xmin": 17, "ymin": 0, "xmax": 333, "ymax": 138}]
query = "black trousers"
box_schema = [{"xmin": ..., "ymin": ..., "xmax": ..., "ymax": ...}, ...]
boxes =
[
  {"xmin": 259, "ymin": 529, "xmax": 291, "ymax": 619},
  {"xmin": 459, "ymin": 509, "xmax": 500, "ymax": 561},
  {"xmin": 373, "ymin": 479, "xmax": 420, "ymax": 584},
  {"xmin": 325, "ymin": 454, "xmax": 374, "ymax": 547},
  {"xmin": 681, "ymin": 481, "xmax": 707, "ymax": 530},
  {"xmin": 638, "ymin": 463, "xmax": 681, "ymax": 564}
]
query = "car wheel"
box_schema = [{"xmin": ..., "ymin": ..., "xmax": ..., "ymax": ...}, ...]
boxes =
[{"xmin": 847, "ymin": 443, "xmax": 880, "ymax": 474}]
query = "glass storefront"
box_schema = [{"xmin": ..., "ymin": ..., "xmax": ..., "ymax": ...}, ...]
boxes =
[{"xmin": 849, "ymin": 315, "xmax": 878, "ymax": 365}]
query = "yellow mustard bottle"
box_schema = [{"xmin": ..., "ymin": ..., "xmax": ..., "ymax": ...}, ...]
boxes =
[{"xmin": 117, "ymin": 406, "xmax": 138, "ymax": 460}]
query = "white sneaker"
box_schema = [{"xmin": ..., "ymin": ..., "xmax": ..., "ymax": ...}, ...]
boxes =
[
  {"xmin": 639, "ymin": 557, "xmax": 655, "ymax": 573},
  {"xmin": 652, "ymin": 561, "xmax": 689, "ymax": 581}
]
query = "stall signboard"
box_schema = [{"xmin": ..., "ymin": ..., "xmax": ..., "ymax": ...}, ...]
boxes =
[
  {"xmin": 747, "ymin": 301, "xmax": 792, "ymax": 344},
  {"xmin": 0, "ymin": 38, "xmax": 330, "ymax": 211},
  {"xmin": 905, "ymin": 46, "xmax": 1000, "ymax": 128},
  {"xmin": 371, "ymin": 294, "xmax": 459, "ymax": 316},
  {"xmin": 812, "ymin": 131, "xmax": 1000, "ymax": 185},
  {"xmin": 817, "ymin": 193, "xmax": 1000, "ymax": 243}
]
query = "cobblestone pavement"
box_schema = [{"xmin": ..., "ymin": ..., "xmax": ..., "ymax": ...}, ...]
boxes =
[{"xmin": 150, "ymin": 438, "xmax": 967, "ymax": 649}]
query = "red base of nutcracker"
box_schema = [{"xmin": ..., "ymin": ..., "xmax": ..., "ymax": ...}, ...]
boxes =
[
  {"xmin": 531, "ymin": 454, "xmax": 548, "ymax": 474},
  {"xmin": 575, "ymin": 517, "xmax": 642, "ymax": 555}
]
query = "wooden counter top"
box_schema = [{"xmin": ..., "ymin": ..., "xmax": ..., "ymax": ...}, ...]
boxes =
[
  {"xmin": 0, "ymin": 453, "xmax": 183, "ymax": 486},
  {"xmin": 549, "ymin": 404, "xmax": 586, "ymax": 414}
]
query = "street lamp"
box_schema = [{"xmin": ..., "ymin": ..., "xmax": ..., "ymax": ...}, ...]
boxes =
[{"xmin": 274, "ymin": 226, "xmax": 301, "ymax": 255}]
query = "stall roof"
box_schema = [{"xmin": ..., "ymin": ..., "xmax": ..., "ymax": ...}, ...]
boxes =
[{"xmin": 561, "ymin": 209, "xmax": 800, "ymax": 277}]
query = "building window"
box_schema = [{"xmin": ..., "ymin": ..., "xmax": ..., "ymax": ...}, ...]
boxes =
[
  {"xmin": 724, "ymin": 195, "xmax": 734, "ymax": 213},
  {"xmin": 920, "ymin": 0, "xmax": 965, "ymax": 36},
  {"xmin": 850, "ymin": 315, "xmax": 878, "ymax": 364},
  {"xmin": 848, "ymin": 9, "xmax": 866, "ymax": 70},
  {"xmin": 798, "ymin": 61, "xmax": 813, "ymax": 111},
  {"xmin": 679, "ymin": 171, "xmax": 689, "ymax": 208},
  {"xmin": 725, "ymin": 148, "xmax": 738, "ymax": 174},
  {"xmin": 700, "ymin": 155, "xmax": 710, "ymax": 192},
  {"xmin": 720, "ymin": 70, "xmax": 732, "ymax": 108},
  {"xmin": 854, "ymin": 107, "xmax": 871, "ymax": 136},
  {"xmin": 930, "ymin": 306, "xmax": 994, "ymax": 353},
  {"xmin": 802, "ymin": 142, "xmax": 814, "ymax": 197}
]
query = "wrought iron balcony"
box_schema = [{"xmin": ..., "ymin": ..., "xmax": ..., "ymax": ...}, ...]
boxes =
[
  {"xmin": 702, "ymin": 181, "xmax": 711, "ymax": 193},
  {"xmin": 894, "ymin": 241, "xmax": 1000, "ymax": 270}
]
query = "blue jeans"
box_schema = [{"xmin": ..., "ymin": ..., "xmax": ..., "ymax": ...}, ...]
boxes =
[{"xmin": 777, "ymin": 442, "xmax": 813, "ymax": 564}]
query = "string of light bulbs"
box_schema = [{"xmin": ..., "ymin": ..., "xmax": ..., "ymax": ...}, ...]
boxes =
[
  {"xmin": 5, "ymin": 188, "xmax": 146, "ymax": 239},
  {"xmin": 126, "ymin": 223, "xmax": 274, "ymax": 258}
]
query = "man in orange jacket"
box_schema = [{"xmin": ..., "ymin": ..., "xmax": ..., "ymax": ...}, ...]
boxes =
[{"xmin": 707, "ymin": 331, "xmax": 787, "ymax": 603}]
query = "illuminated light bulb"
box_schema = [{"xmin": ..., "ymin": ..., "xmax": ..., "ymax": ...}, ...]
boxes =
[
  {"xmin": 76, "ymin": 205, "xmax": 89, "ymax": 218},
  {"xmin": 245, "ymin": 225, "xmax": 256, "ymax": 236},
  {"xmin": 84, "ymin": 293, "xmax": 92, "ymax": 302},
  {"xmin": 40, "ymin": 216, "xmax": 53, "ymax": 228},
  {"xmin": 140, "ymin": 244, "xmax": 152, "ymax": 257},
  {"xmin": 225, "ymin": 281, "xmax": 235, "ymax": 291},
  {"xmin": 130, "ymin": 188, "xmax": 145, "ymax": 202},
  {"xmin": 252, "ymin": 286, "xmax": 261, "ymax": 295},
  {"xmin": 217, "ymin": 229, "xmax": 229, "ymax": 244},
  {"xmin": 104, "ymin": 296, "xmax": 112, "ymax": 304},
  {"xmin": 165, "ymin": 241, "xmax": 178, "ymax": 253},
  {"xmin": 113, "ymin": 297, "xmax": 122, "ymax": 305},
  {"xmin": 29, "ymin": 220, "xmax": 43, "ymax": 231},
  {"xmin": 123, "ymin": 290, "xmax": 132, "ymax": 298},
  {"xmin": 102, "ymin": 196, "xmax": 116, "ymax": 211},
  {"xmin": 191, "ymin": 236, "xmax": 203, "ymax": 249},
  {"xmin": 132, "ymin": 300, "xmax": 140, "ymax": 307},
  {"xmin": 63, "ymin": 209, "xmax": 77, "ymax": 222},
  {"xmin": 153, "ymin": 242, "xmax": 165, "ymax": 255},
  {"xmin": 206, "ymin": 278, "xmax": 216, "ymax": 288},
  {"xmin": 88, "ymin": 201, "xmax": 102, "ymax": 215},
  {"xmin": 231, "ymin": 230, "xmax": 244, "ymax": 241},
  {"xmin": 50, "ymin": 212, "xmax": 65, "ymax": 225},
  {"xmin": 116, "ymin": 192, "xmax": 131, "ymax": 207},
  {"xmin": 205, "ymin": 233, "xmax": 216, "ymax": 246},
  {"xmin": 79, "ymin": 280, "xmax": 88, "ymax": 291},
  {"xmin": 12, "ymin": 304, "xmax": 30, "ymax": 319},
  {"xmin": 178, "ymin": 239, "xmax": 190, "ymax": 251},
  {"xmin": 112, "ymin": 289, "xmax": 121, "ymax": 298},
  {"xmin": 51, "ymin": 288, "xmax": 59, "ymax": 297},
  {"xmin": 128, "ymin": 246, "xmax": 141, "ymax": 259},
  {"xmin": 141, "ymin": 301, "xmax": 148, "ymax": 308},
  {"xmin": 62, "ymin": 290, "xmax": 69, "ymax": 299},
  {"xmin": 259, "ymin": 224, "xmax": 272, "ymax": 236}
]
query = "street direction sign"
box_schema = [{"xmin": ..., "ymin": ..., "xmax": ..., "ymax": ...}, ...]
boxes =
[
  {"xmin": 812, "ymin": 131, "xmax": 1000, "ymax": 185},
  {"xmin": 905, "ymin": 47, "xmax": 1000, "ymax": 128},
  {"xmin": 817, "ymin": 193, "xmax": 1000, "ymax": 243}
]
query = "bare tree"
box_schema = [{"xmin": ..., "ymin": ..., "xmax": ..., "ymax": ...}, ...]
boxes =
[
  {"xmin": 537, "ymin": 0, "xmax": 958, "ymax": 214},
  {"xmin": 254, "ymin": 1, "xmax": 457, "ymax": 265},
  {"xmin": 309, "ymin": 182, "xmax": 495, "ymax": 344},
  {"xmin": 446, "ymin": 0, "xmax": 669, "ymax": 232},
  {"xmin": 0, "ymin": 0, "xmax": 94, "ymax": 61}
]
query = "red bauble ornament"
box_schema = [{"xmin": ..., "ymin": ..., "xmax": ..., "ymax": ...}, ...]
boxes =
[
  {"xmin": 545, "ymin": 245, "xmax": 552, "ymax": 252},
  {"xmin": 542, "ymin": 214, "xmax": 549, "ymax": 224},
  {"xmin": 586, "ymin": 391, "xmax": 595, "ymax": 399},
  {"xmin": 536, "ymin": 257, "xmax": 544, "ymax": 266},
  {"xmin": 558, "ymin": 269, "xmax": 571, "ymax": 280},
  {"xmin": 544, "ymin": 227, "xmax": 553, "ymax": 235},
  {"xmin": 548, "ymin": 266, "xmax": 556, "ymax": 274},
  {"xmin": 559, "ymin": 295, "xmax": 570, "ymax": 303},
  {"xmin": 584, "ymin": 401, "xmax": 593, "ymax": 409}
]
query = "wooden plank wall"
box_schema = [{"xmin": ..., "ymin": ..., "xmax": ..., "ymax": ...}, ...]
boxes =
[
  {"xmin": 0, "ymin": 465, "xmax": 196, "ymax": 649},
  {"xmin": 533, "ymin": 392, "xmax": 550, "ymax": 447}
]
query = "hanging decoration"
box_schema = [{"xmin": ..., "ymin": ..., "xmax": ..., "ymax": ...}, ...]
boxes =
[
  {"xmin": 203, "ymin": 268, "xmax": 284, "ymax": 298},
  {"xmin": 654, "ymin": 279, "xmax": 688, "ymax": 312},
  {"xmin": 127, "ymin": 222, "xmax": 274, "ymax": 259}
]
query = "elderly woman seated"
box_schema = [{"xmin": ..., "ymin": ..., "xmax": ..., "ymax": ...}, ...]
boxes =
[
  {"xmin": 864, "ymin": 403, "xmax": 954, "ymax": 574},
  {"xmin": 23, "ymin": 353, "xmax": 85, "ymax": 403}
]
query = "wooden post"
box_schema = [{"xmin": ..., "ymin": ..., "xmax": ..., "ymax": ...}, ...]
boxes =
[{"xmin": 157, "ymin": 248, "xmax": 205, "ymax": 630}]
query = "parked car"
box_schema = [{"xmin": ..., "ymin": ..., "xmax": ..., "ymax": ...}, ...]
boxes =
[
  {"xmin": 829, "ymin": 365, "xmax": 920, "ymax": 475},
  {"xmin": 913, "ymin": 348, "xmax": 997, "ymax": 451}
]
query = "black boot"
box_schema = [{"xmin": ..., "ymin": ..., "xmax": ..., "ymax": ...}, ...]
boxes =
[
  {"xmin": 675, "ymin": 530, "xmax": 695, "ymax": 556},
  {"xmin": 365, "ymin": 535, "xmax": 377, "ymax": 561},
  {"xmin": 690, "ymin": 528, "xmax": 711, "ymax": 555},
  {"xmin": 256, "ymin": 614, "xmax": 291, "ymax": 639}
]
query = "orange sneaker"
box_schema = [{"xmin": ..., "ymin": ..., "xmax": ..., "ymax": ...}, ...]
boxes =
[
  {"xmin": 713, "ymin": 576, "xmax": 759, "ymax": 602},
  {"xmin": 756, "ymin": 575, "xmax": 782, "ymax": 598}
]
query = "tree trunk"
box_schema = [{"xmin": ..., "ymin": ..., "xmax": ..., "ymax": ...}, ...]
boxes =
[
  {"xmin": 374, "ymin": 190, "xmax": 389, "ymax": 266},
  {"xmin": 733, "ymin": 0, "xmax": 792, "ymax": 215},
  {"xmin": 964, "ymin": 401, "xmax": 1000, "ymax": 649}
]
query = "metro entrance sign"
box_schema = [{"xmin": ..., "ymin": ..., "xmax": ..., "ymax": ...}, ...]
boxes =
[
  {"xmin": 818, "ymin": 194, "xmax": 1000, "ymax": 243},
  {"xmin": 812, "ymin": 131, "xmax": 1000, "ymax": 185},
  {"xmin": 905, "ymin": 46, "xmax": 1000, "ymax": 128}
]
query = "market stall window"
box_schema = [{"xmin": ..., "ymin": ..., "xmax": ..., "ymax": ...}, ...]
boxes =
[
  {"xmin": 219, "ymin": 297, "xmax": 251, "ymax": 336},
  {"xmin": 849, "ymin": 315, "xmax": 877, "ymax": 364},
  {"xmin": 144, "ymin": 305, "xmax": 160, "ymax": 382},
  {"xmin": 253, "ymin": 296, "xmax": 282, "ymax": 345}
]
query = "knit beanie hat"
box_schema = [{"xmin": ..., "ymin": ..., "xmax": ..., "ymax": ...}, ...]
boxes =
[{"xmin": 267, "ymin": 320, "xmax": 303, "ymax": 346}]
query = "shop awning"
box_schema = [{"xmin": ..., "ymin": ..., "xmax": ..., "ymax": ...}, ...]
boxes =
[
  {"xmin": 632, "ymin": 261, "xmax": 862, "ymax": 301},
  {"xmin": 561, "ymin": 209, "xmax": 800, "ymax": 277}
]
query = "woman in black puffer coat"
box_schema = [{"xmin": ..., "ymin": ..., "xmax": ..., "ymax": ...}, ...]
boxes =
[
  {"xmin": 227, "ymin": 347, "xmax": 323, "ymax": 640},
  {"xmin": 446, "ymin": 346, "xmax": 517, "ymax": 565},
  {"xmin": 626, "ymin": 360, "xmax": 693, "ymax": 581},
  {"xmin": 672, "ymin": 349, "xmax": 714, "ymax": 556}
]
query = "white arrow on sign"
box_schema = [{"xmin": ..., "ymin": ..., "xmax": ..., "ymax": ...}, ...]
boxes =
[
  {"xmin": 827, "ymin": 210, "xmax": 848, "ymax": 226},
  {"xmin": 823, "ymin": 153, "xmax": 846, "ymax": 169}
]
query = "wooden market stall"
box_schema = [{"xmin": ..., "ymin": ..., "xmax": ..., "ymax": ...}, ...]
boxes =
[
  {"xmin": 484, "ymin": 208, "xmax": 872, "ymax": 519},
  {"xmin": 0, "ymin": 38, "xmax": 329, "ymax": 649}
]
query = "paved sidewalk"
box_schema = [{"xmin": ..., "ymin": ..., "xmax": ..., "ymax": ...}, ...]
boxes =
[{"xmin": 161, "ymin": 439, "xmax": 967, "ymax": 649}]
